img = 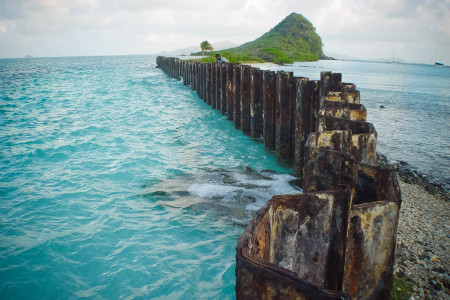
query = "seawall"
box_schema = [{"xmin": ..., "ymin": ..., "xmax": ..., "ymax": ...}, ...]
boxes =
[{"xmin": 156, "ymin": 56, "xmax": 402, "ymax": 299}]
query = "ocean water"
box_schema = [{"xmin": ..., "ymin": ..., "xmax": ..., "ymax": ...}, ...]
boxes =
[
  {"xmin": 1, "ymin": 56, "xmax": 448, "ymax": 299},
  {"xmin": 0, "ymin": 55, "xmax": 300, "ymax": 299},
  {"xmin": 252, "ymin": 60, "xmax": 450, "ymax": 188}
]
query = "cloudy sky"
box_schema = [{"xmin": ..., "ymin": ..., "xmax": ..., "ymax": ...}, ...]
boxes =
[{"xmin": 0, "ymin": 0, "xmax": 449, "ymax": 64}]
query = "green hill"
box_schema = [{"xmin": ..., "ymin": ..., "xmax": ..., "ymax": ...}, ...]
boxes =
[{"xmin": 203, "ymin": 13, "xmax": 323, "ymax": 64}]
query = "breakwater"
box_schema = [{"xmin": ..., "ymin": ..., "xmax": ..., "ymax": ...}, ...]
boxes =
[{"xmin": 156, "ymin": 56, "xmax": 402, "ymax": 299}]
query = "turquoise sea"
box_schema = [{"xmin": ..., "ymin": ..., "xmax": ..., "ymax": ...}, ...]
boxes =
[
  {"xmin": 0, "ymin": 55, "xmax": 300, "ymax": 299},
  {"xmin": 1, "ymin": 55, "xmax": 448, "ymax": 299}
]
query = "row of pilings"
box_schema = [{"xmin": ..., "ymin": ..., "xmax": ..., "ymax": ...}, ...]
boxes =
[
  {"xmin": 156, "ymin": 56, "xmax": 334, "ymax": 179},
  {"xmin": 156, "ymin": 56, "xmax": 402, "ymax": 300}
]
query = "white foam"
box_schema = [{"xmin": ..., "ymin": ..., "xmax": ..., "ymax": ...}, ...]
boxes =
[{"xmin": 188, "ymin": 183, "xmax": 238, "ymax": 198}]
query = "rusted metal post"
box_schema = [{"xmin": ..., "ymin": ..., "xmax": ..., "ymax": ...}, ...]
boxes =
[
  {"xmin": 176, "ymin": 58, "xmax": 181, "ymax": 81},
  {"xmin": 220, "ymin": 63, "xmax": 227, "ymax": 115},
  {"xmin": 205, "ymin": 63, "xmax": 211, "ymax": 105},
  {"xmin": 217, "ymin": 63, "xmax": 223, "ymax": 111},
  {"xmin": 187, "ymin": 61, "xmax": 192, "ymax": 86},
  {"xmin": 292, "ymin": 76, "xmax": 308, "ymax": 178},
  {"xmin": 203, "ymin": 63, "xmax": 208, "ymax": 101},
  {"xmin": 226, "ymin": 64, "xmax": 235, "ymax": 121},
  {"xmin": 214, "ymin": 63, "xmax": 220, "ymax": 110},
  {"xmin": 343, "ymin": 164, "xmax": 401, "ymax": 299},
  {"xmin": 196, "ymin": 63, "xmax": 202, "ymax": 99},
  {"xmin": 191, "ymin": 62, "xmax": 195, "ymax": 88},
  {"xmin": 250, "ymin": 68, "xmax": 263, "ymax": 139},
  {"xmin": 202, "ymin": 62, "xmax": 207, "ymax": 101},
  {"xmin": 198, "ymin": 62, "xmax": 204, "ymax": 100},
  {"xmin": 190, "ymin": 61, "xmax": 194, "ymax": 88},
  {"xmin": 275, "ymin": 71, "xmax": 293, "ymax": 162},
  {"xmin": 320, "ymin": 71, "xmax": 342, "ymax": 107},
  {"xmin": 318, "ymin": 116, "xmax": 377, "ymax": 165},
  {"xmin": 240, "ymin": 65, "xmax": 251, "ymax": 135},
  {"xmin": 292, "ymin": 78, "xmax": 320, "ymax": 178},
  {"xmin": 303, "ymin": 131, "xmax": 358, "ymax": 193},
  {"xmin": 233, "ymin": 64, "xmax": 241, "ymax": 129},
  {"xmin": 236, "ymin": 191, "xmax": 351, "ymax": 299},
  {"xmin": 262, "ymin": 70, "xmax": 276, "ymax": 151},
  {"xmin": 210, "ymin": 63, "xmax": 216, "ymax": 108},
  {"xmin": 194, "ymin": 62, "xmax": 199, "ymax": 92},
  {"xmin": 185, "ymin": 61, "xmax": 190, "ymax": 86}
]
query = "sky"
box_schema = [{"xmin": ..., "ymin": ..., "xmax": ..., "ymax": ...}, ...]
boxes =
[{"xmin": 0, "ymin": 0, "xmax": 449, "ymax": 65}]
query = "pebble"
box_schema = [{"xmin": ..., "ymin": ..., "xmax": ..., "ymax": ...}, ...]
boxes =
[{"xmin": 394, "ymin": 178, "xmax": 449, "ymax": 299}]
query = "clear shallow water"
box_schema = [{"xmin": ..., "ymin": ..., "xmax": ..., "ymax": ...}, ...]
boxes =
[
  {"xmin": 1, "ymin": 56, "xmax": 448, "ymax": 299},
  {"xmin": 252, "ymin": 60, "xmax": 450, "ymax": 188},
  {"xmin": 0, "ymin": 56, "xmax": 300, "ymax": 299}
]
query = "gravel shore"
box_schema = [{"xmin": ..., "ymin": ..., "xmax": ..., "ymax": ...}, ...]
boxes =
[{"xmin": 394, "ymin": 178, "xmax": 449, "ymax": 299}]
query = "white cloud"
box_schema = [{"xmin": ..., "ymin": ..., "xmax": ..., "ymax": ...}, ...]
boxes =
[{"xmin": 0, "ymin": 0, "xmax": 449, "ymax": 64}]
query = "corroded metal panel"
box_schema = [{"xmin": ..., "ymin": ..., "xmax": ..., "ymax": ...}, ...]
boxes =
[
  {"xmin": 319, "ymin": 105, "xmax": 367, "ymax": 122},
  {"xmin": 319, "ymin": 115, "xmax": 375, "ymax": 135},
  {"xmin": 214, "ymin": 62, "xmax": 220, "ymax": 109},
  {"xmin": 236, "ymin": 253, "xmax": 350, "ymax": 300},
  {"xmin": 201, "ymin": 62, "xmax": 207, "ymax": 101},
  {"xmin": 269, "ymin": 193, "xmax": 350, "ymax": 289},
  {"xmin": 226, "ymin": 64, "xmax": 235, "ymax": 121},
  {"xmin": 262, "ymin": 70, "xmax": 276, "ymax": 151},
  {"xmin": 233, "ymin": 64, "xmax": 241, "ymax": 129},
  {"xmin": 303, "ymin": 134, "xmax": 358, "ymax": 193},
  {"xmin": 343, "ymin": 202, "xmax": 400, "ymax": 299},
  {"xmin": 236, "ymin": 192, "xmax": 352, "ymax": 299},
  {"xmin": 240, "ymin": 65, "xmax": 251, "ymax": 135},
  {"xmin": 310, "ymin": 130, "xmax": 352, "ymax": 152},
  {"xmin": 350, "ymin": 132, "xmax": 377, "ymax": 165},
  {"xmin": 217, "ymin": 62, "xmax": 221, "ymax": 111},
  {"xmin": 293, "ymin": 76, "xmax": 309, "ymax": 177},
  {"xmin": 250, "ymin": 68, "xmax": 263, "ymax": 139},
  {"xmin": 275, "ymin": 71, "xmax": 293, "ymax": 162},
  {"xmin": 319, "ymin": 72, "xmax": 342, "ymax": 106},
  {"xmin": 324, "ymin": 92, "xmax": 342, "ymax": 102},
  {"xmin": 220, "ymin": 63, "xmax": 227, "ymax": 115},
  {"xmin": 293, "ymin": 77, "xmax": 320, "ymax": 178},
  {"xmin": 205, "ymin": 63, "xmax": 211, "ymax": 104},
  {"xmin": 343, "ymin": 165, "xmax": 401, "ymax": 299},
  {"xmin": 342, "ymin": 83, "xmax": 360, "ymax": 104}
]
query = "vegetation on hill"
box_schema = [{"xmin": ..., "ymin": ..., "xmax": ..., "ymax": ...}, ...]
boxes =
[
  {"xmin": 236, "ymin": 12, "xmax": 323, "ymax": 63},
  {"xmin": 200, "ymin": 12, "xmax": 323, "ymax": 64},
  {"xmin": 200, "ymin": 41, "xmax": 213, "ymax": 56},
  {"xmin": 200, "ymin": 51, "xmax": 264, "ymax": 63}
]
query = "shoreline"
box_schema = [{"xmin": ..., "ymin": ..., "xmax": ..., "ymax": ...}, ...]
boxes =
[
  {"xmin": 378, "ymin": 155, "xmax": 449, "ymax": 298},
  {"xmin": 377, "ymin": 153, "xmax": 449, "ymax": 200},
  {"xmin": 394, "ymin": 178, "xmax": 449, "ymax": 298}
]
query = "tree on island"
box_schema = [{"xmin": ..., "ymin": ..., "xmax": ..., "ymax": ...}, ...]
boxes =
[{"xmin": 200, "ymin": 41, "xmax": 213, "ymax": 56}]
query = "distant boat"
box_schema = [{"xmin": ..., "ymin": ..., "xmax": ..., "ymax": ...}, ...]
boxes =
[{"xmin": 434, "ymin": 62, "xmax": 444, "ymax": 66}]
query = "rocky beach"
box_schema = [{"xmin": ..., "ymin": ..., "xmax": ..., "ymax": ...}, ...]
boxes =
[{"xmin": 378, "ymin": 155, "xmax": 449, "ymax": 299}]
